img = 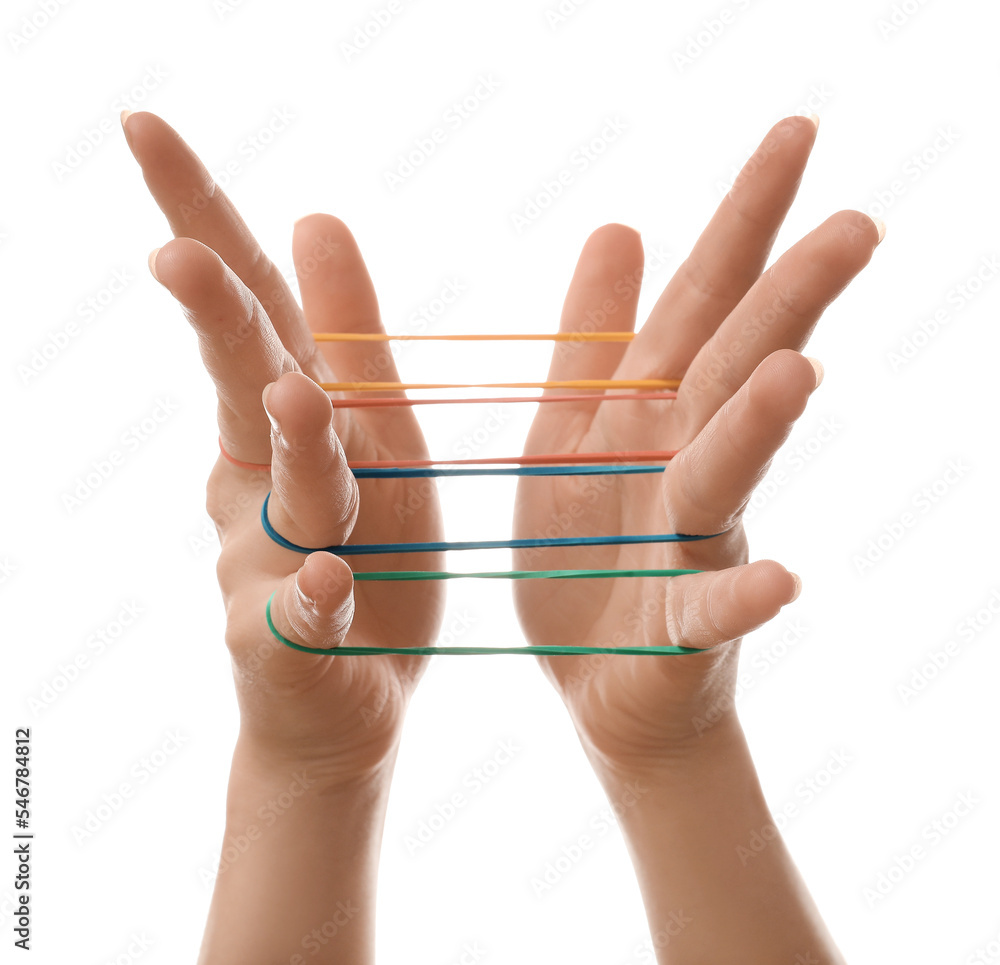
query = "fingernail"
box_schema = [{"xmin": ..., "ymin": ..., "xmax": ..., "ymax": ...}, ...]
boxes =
[
  {"xmin": 872, "ymin": 217, "xmax": 887, "ymax": 244},
  {"xmin": 262, "ymin": 381, "xmax": 280, "ymax": 433},
  {"xmin": 805, "ymin": 357, "xmax": 824, "ymax": 389},
  {"xmin": 295, "ymin": 572, "xmax": 317, "ymax": 609},
  {"xmin": 806, "ymin": 112, "xmax": 820, "ymax": 131},
  {"xmin": 788, "ymin": 572, "xmax": 802, "ymax": 603},
  {"xmin": 296, "ymin": 553, "xmax": 327, "ymax": 609},
  {"xmin": 147, "ymin": 247, "xmax": 161, "ymax": 282},
  {"xmin": 120, "ymin": 110, "xmax": 135, "ymax": 150}
]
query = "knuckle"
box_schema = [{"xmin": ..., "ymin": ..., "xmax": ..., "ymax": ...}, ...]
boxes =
[
  {"xmin": 702, "ymin": 579, "xmax": 724, "ymax": 639},
  {"xmin": 242, "ymin": 246, "xmax": 285, "ymax": 306},
  {"xmin": 663, "ymin": 580, "xmax": 686, "ymax": 646},
  {"xmin": 673, "ymin": 449, "xmax": 715, "ymax": 522},
  {"xmin": 339, "ymin": 475, "xmax": 361, "ymax": 531},
  {"xmin": 215, "ymin": 552, "xmax": 240, "ymax": 602},
  {"xmin": 205, "ymin": 467, "xmax": 261, "ymax": 536},
  {"xmin": 205, "ymin": 469, "xmax": 229, "ymax": 529},
  {"xmin": 722, "ymin": 187, "xmax": 769, "ymax": 230},
  {"xmin": 681, "ymin": 253, "xmax": 724, "ymax": 301},
  {"xmin": 664, "ymin": 576, "xmax": 718, "ymax": 650}
]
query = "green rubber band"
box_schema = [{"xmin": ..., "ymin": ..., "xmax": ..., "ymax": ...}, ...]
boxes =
[
  {"xmin": 349, "ymin": 568, "xmax": 700, "ymax": 581},
  {"xmin": 264, "ymin": 585, "xmax": 705, "ymax": 656}
]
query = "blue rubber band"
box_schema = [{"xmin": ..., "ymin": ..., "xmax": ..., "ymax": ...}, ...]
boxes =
[
  {"xmin": 351, "ymin": 464, "xmax": 666, "ymax": 478},
  {"xmin": 260, "ymin": 492, "xmax": 726, "ymax": 555}
]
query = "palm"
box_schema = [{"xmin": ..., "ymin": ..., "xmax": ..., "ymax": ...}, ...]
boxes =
[
  {"xmin": 123, "ymin": 110, "xmax": 444, "ymax": 647},
  {"xmin": 513, "ymin": 388, "xmax": 744, "ymax": 649},
  {"xmin": 125, "ymin": 110, "xmax": 444, "ymax": 769},
  {"xmin": 511, "ymin": 115, "xmax": 882, "ymax": 761},
  {"xmin": 303, "ymin": 351, "xmax": 445, "ymax": 653}
]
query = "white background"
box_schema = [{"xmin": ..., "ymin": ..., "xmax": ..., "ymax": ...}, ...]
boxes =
[{"xmin": 3, "ymin": 0, "xmax": 999, "ymax": 962}]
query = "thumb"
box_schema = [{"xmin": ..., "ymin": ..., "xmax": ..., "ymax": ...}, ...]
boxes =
[
  {"xmin": 266, "ymin": 551, "xmax": 355, "ymax": 660},
  {"xmin": 664, "ymin": 559, "xmax": 800, "ymax": 652}
]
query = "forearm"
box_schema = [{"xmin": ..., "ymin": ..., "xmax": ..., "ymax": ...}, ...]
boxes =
[
  {"xmin": 586, "ymin": 714, "xmax": 845, "ymax": 965},
  {"xmin": 197, "ymin": 735, "xmax": 395, "ymax": 965}
]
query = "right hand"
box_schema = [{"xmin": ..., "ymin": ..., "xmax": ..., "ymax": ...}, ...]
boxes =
[{"xmin": 124, "ymin": 110, "xmax": 446, "ymax": 785}]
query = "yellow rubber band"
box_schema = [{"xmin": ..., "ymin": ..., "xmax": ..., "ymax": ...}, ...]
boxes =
[
  {"xmin": 312, "ymin": 332, "xmax": 635, "ymax": 342},
  {"xmin": 319, "ymin": 379, "xmax": 681, "ymax": 391}
]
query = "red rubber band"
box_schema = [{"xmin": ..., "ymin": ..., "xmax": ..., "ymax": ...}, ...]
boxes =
[
  {"xmin": 218, "ymin": 436, "xmax": 272, "ymax": 471},
  {"xmin": 345, "ymin": 451, "xmax": 679, "ymax": 469},
  {"xmin": 217, "ymin": 435, "xmax": 677, "ymax": 471}
]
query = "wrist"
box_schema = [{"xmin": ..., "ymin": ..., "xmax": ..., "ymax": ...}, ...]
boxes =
[
  {"xmin": 581, "ymin": 707, "xmax": 755, "ymax": 810},
  {"xmin": 198, "ymin": 735, "xmax": 396, "ymax": 965},
  {"xmin": 579, "ymin": 712, "xmax": 845, "ymax": 965},
  {"xmin": 229, "ymin": 728, "xmax": 400, "ymax": 798},
  {"xmin": 572, "ymin": 675, "xmax": 745, "ymax": 783}
]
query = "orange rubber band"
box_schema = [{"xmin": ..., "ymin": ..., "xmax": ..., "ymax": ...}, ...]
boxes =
[
  {"xmin": 319, "ymin": 379, "xmax": 680, "ymax": 392},
  {"xmin": 218, "ymin": 436, "xmax": 271, "ymax": 471},
  {"xmin": 217, "ymin": 435, "xmax": 677, "ymax": 472},
  {"xmin": 312, "ymin": 332, "xmax": 635, "ymax": 342},
  {"xmin": 331, "ymin": 392, "xmax": 677, "ymax": 409}
]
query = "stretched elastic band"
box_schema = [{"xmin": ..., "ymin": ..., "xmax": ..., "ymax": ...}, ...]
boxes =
[
  {"xmin": 352, "ymin": 464, "xmax": 665, "ymax": 478},
  {"xmin": 313, "ymin": 332, "xmax": 635, "ymax": 342},
  {"xmin": 320, "ymin": 379, "xmax": 680, "ymax": 391},
  {"xmin": 352, "ymin": 568, "xmax": 697, "ymax": 580},
  {"xmin": 347, "ymin": 451, "xmax": 678, "ymax": 469},
  {"xmin": 261, "ymin": 492, "xmax": 721, "ymax": 555},
  {"xmin": 266, "ymin": 592, "xmax": 700, "ymax": 655},
  {"xmin": 218, "ymin": 436, "xmax": 271, "ymax": 471},
  {"xmin": 332, "ymin": 392, "xmax": 677, "ymax": 409},
  {"xmin": 220, "ymin": 437, "xmax": 676, "ymax": 474}
]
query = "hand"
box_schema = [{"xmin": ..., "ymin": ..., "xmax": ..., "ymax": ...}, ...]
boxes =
[
  {"xmin": 512, "ymin": 115, "xmax": 883, "ymax": 772},
  {"xmin": 122, "ymin": 110, "xmax": 445, "ymax": 784},
  {"xmin": 124, "ymin": 110, "xmax": 450, "ymax": 964}
]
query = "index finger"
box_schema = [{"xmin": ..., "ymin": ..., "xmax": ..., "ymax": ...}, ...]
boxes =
[{"xmin": 121, "ymin": 109, "xmax": 321, "ymax": 372}]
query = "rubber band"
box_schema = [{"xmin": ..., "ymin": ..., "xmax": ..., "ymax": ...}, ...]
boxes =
[
  {"xmin": 347, "ymin": 451, "xmax": 678, "ymax": 469},
  {"xmin": 218, "ymin": 436, "xmax": 271, "ymax": 471},
  {"xmin": 352, "ymin": 464, "xmax": 665, "ymax": 478},
  {"xmin": 320, "ymin": 379, "xmax": 680, "ymax": 391},
  {"xmin": 261, "ymin": 492, "xmax": 719, "ymax": 555},
  {"xmin": 355, "ymin": 568, "xmax": 697, "ymax": 580},
  {"xmin": 219, "ymin": 436, "xmax": 676, "ymax": 475},
  {"xmin": 266, "ymin": 592, "xmax": 701, "ymax": 655},
  {"xmin": 313, "ymin": 332, "xmax": 635, "ymax": 342},
  {"xmin": 331, "ymin": 392, "xmax": 677, "ymax": 409}
]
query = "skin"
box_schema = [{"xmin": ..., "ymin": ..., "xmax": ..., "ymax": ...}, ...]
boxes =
[
  {"xmin": 122, "ymin": 108, "xmax": 881, "ymax": 963},
  {"xmin": 122, "ymin": 109, "xmax": 445, "ymax": 963},
  {"xmin": 513, "ymin": 114, "xmax": 883, "ymax": 963}
]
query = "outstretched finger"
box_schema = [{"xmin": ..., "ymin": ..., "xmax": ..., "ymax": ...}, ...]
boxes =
[
  {"xmin": 150, "ymin": 237, "xmax": 296, "ymax": 466},
  {"xmin": 677, "ymin": 209, "xmax": 882, "ymax": 434},
  {"xmin": 618, "ymin": 115, "xmax": 819, "ymax": 383},
  {"xmin": 292, "ymin": 213, "xmax": 426, "ymax": 454},
  {"xmin": 529, "ymin": 223, "xmax": 644, "ymax": 442},
  {"xmin": 122, "ymin": 109, "xmax": 322, "ymax": 372}
]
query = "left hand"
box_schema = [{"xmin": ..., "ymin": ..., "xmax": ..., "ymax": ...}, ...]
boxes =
[{"xmin": 512, "ymin": 115, "xmax": 882, "ymax": 770}]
